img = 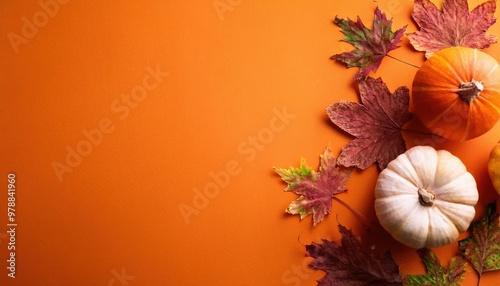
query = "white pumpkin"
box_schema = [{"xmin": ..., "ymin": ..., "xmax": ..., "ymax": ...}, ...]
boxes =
[{"xmin": 374, "ymin": 146, "xmax": 478, "ymax": 248}]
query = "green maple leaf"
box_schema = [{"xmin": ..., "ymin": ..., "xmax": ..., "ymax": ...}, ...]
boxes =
[
  {"xmin": 332, "ymin": 8, "xmax": 406, "ymax": 79},
  {"xmin": 404, "ymin": 248, "xmax": 466, "ymax": 286},
  {"xmin": 458, "ymin": 201, "xmax": 500, "ymax": 277},
  {"xmin": 274, "ymin": 158, "xmax": 315, "ymax": 191}
]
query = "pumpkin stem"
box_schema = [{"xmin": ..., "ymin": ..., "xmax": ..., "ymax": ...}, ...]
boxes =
[
  {"xmin": 418, "ymin": 188, "xmax": 435, "ymax": 206},
  {"xmin": 458, "ymin": 80, "xmax": 484, "ymax": 104}
]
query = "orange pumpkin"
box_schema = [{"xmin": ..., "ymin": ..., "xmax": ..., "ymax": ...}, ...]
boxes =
[{"xmin": 412, "ymin": 47, "xmax": 500, "ymax": 141}]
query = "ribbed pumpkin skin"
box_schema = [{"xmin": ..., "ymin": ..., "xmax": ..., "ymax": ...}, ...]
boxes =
[
  {"xmin": 488, "ymin": 142, "xmax": 500, "ymax": 195},
  {"xmin": 375, "ymin": 146, "xmax": 478, "ymax": 249},
  {"xmin": 412, "ymin": 47, "xmax": 500, "ymax": 141}
]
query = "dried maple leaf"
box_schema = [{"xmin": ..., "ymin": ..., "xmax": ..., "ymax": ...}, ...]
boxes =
[
  {"xmin": 332, "ymin": 8, "xmax": 406, "ymax": 79},
  {"xmin": 306, "ymin": 224, "xmax": 403, "ymax": 286},
  {"xmin": 274, "ymin": 147, "xmax": 352, "ymax": 226},
  {"xmin": 458, "ymin": 201, "xmax": 500, "ymax": 277},
  {"xmin": 407, "ymin": 0, "xmax": 497, "ymax": 58},
  {"xmin": 404, "ymin": 248, "xmax": 467, "ymax": 286},
  {"xmin": 326, "ymin": 77, "xmax": 413, "ymax": 170}
]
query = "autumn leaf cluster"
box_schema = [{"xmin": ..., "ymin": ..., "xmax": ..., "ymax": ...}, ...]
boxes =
[
  {"xmin": 275, "ymin": 0, "xmax": 500, "ymax": 285},
  {"xmin": 305, "ymin": 203, "xmax": 500, "ymax": 285}
]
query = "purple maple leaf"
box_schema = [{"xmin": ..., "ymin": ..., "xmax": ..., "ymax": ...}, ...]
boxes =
[
  {"xmin": 326, "ymin": 77, "xmax": 413, "ymax": 170},
  {"xmin": 275, "ymin": 147, "xmax": 352, "ymax": 226},
  {"xmin": 306, "ymin": 224, "xmax": 403, "ymax": 285},
  {"xmin": 407, "ymin": 0, "xmax": 497, "ymax": 58}
]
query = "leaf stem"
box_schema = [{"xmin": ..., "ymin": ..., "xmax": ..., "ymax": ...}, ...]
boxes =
[
  {"xmin": 387, "ymin": 54, "xmax": 420, "ymax": 69},
  {"xmin": 400, "ymin": 128, "xmax": 440, "ymax": 137},
  {"xmin": 333, "ymin": 196, "xmax": 382, "ymax": 230}
]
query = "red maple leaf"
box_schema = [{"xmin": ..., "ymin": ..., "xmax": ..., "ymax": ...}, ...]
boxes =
[
  {"xmin": 274, "ymin": 147, "xmax": 352, "ymax": 226},
  {"xmin": 306, "ymin": 224, "xmax": 403, "ymax": 286},
  {"xmin": 326, "ymin": 77, "xmax": 413, "ymax": 170},
  {"xmin": 332, "ymin": 8, "xmax": 406, "ymax": 79},
  {"xmin": 407, "ymin": 0, "xmax": 497, "ymax": 58}
]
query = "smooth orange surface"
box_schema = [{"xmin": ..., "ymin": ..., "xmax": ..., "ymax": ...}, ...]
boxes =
[
  {"xmin": 412, "ymin": 47, "xmax": 500, "ymax": 141},
  {"xmin": 1, "ymin": 0, "xmax": 500, "ymax": 285}
]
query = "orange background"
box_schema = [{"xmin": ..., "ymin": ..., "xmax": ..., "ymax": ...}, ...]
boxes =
[{"xmin": 1, "ymin": 0, "xmax": 500, "ymax": 285}]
